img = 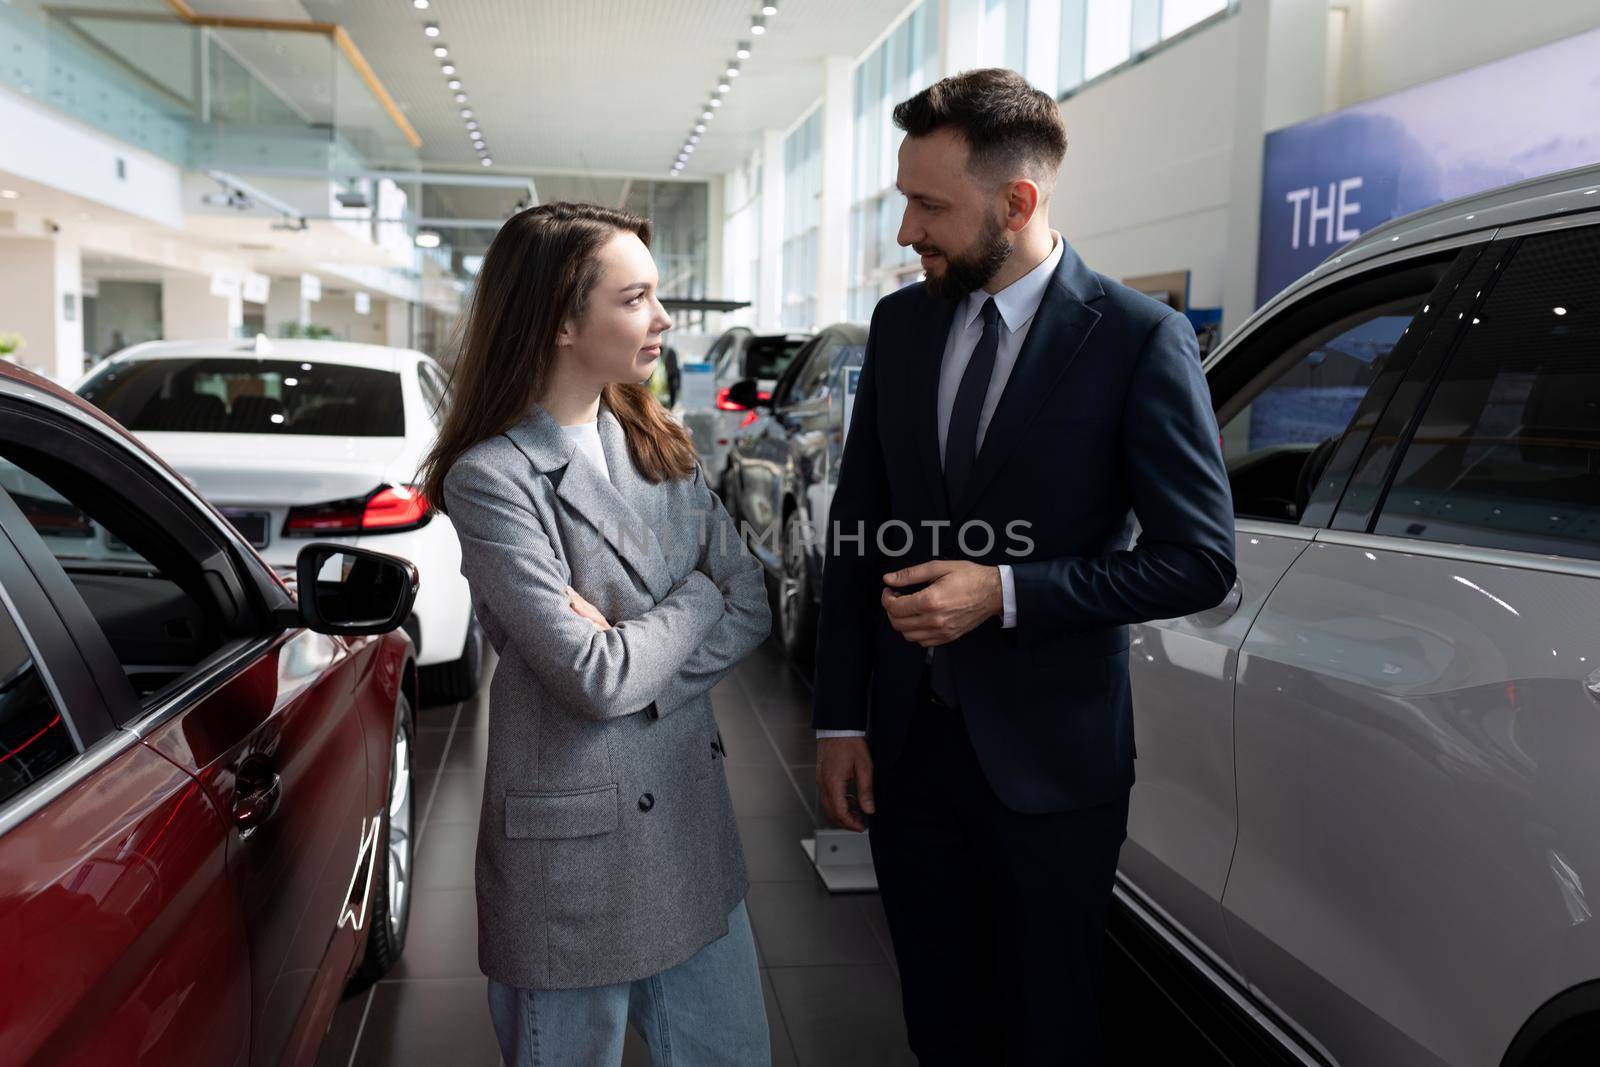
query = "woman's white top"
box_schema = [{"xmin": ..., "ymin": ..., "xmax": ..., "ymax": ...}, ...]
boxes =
[{"xmin": 562, "ymin": 420, "xmax": 609, "ymax": 480}]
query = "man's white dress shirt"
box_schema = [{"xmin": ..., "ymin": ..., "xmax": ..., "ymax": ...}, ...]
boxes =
[{"xmin": 818, "ymin": 231, "xmax": 1065, "ymax": 739}]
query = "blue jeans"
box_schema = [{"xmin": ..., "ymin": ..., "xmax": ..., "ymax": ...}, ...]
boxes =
[{"xmin": 487, "ymin": 899, "xmax": 769, "ymax": 1066}]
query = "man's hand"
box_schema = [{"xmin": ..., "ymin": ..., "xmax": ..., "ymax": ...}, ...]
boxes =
[
  {"xmin": 566, "ymin": 586, "xmax": 612, "ymax": 630},
  {"xmin": 816, "ymin": 737, "xmax": 875, "ymax": 832},
  {"xmin": 881, "ymin": 560, "xmax": 1002, "ymax": 647}
]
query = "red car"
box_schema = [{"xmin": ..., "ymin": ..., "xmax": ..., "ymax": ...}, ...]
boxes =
[{"xmin": 0, "ymin": 360, "xmax": 421, "ymax": 1066}]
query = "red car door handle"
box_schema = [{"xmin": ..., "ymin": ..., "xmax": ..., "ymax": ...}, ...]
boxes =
[{"xmin": 233, "ymin": 759, "xmax": 283, "ymax": 834}]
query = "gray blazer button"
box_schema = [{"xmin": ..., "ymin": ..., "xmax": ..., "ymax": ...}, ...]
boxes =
[{"xmin": 637, "ymin": 793, "xmax": 655, "ymax": 812}]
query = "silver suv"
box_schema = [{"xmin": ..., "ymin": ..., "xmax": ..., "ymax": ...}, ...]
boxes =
[{"xmin": 1123, "ymin": 162, "xmax": 1600, "ymax": 1066}]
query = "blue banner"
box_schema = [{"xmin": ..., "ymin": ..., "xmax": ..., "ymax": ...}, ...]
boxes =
[{"xmin": 1256, "ymin": 26, "xmax": 1600, "ymax": 308}]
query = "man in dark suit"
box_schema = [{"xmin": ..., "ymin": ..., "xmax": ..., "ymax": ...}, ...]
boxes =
[{"xmin": 812, "ymin": 69, "xmax": 1236, "ymax": 1065}]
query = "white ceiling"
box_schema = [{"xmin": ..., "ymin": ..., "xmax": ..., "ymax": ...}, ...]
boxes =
[{"xmin": 186, "ymin": 0, "xmax": 916, "ymax": 177}]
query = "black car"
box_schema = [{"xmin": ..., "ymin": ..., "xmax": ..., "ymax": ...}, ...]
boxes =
[{"xmin": 720, "ymin": 323, "xmax": 868, "ymax": 662}]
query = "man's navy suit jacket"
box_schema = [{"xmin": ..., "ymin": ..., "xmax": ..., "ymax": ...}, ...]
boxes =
[{"xmin": 811, "ymin": 239, "xmax": 1237, "ymax": 814}]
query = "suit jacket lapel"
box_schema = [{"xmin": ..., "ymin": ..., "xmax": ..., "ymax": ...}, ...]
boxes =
[
  {"xmin": 502, "ymin": 403, "xmax": 673, "ymax": 601},
  {"xmin": 950, "ymin": 244, "xmax": 1105, "ymax": 521}
]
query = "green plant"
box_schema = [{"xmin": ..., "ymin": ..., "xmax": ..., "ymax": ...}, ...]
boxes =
[
  {"xmin": 0, "ymin": 333, "xmax": 23, "ymax": 358},
  {"xmin": 280, "ymin": 322, "xmax": 335, "ymax": 340}
]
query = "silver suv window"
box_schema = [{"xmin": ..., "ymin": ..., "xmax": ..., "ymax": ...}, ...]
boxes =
[
  {"xmin": 1373, "ymin": 224, "xmax": 1600, "ymax": 559},
  {"xmin": 1219, "ymin": 298, "xmax": 1425, "ymax": 523}
]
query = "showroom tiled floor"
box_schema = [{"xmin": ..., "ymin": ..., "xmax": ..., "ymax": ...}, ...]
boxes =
[{"xmin": 315, "ymin": 636, "xmax": 1243, "ymax": 1067}]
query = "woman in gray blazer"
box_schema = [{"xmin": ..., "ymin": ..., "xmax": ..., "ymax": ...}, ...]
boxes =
[{"xmin": 419, "ymin": 202, "xmax": 773, "ymax": 1066}]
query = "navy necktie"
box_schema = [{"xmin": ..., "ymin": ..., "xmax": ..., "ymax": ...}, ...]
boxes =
[
  {"xmin": 931, "ymin": 296, "xmax": 1001, "ymax": 709},
  {"xmin": 943, "ymin": 297, "xmax": 1001, "ymax": 511}
]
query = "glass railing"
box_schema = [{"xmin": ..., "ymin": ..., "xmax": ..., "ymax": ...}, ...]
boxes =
[{"xmin": 0, "ymin": 0, "xmax": 419, "ymax": 171}]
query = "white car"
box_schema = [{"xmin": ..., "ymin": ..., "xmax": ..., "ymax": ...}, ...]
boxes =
[{"xmin": 72, "ymin": 336, "xmax": 481, "ymax": 702}]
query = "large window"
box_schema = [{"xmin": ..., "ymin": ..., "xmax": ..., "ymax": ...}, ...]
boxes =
[
  {"xmin": 981, "ymin": 0, "xmax": 1028, "ymax": 72},
  {"xmin": 781, "ymin": 109, "xmax": 823, "ymax": 329},
  {"xmin": 847, "ymin": 1, "xmax": 940, "ymax": 323},
  {"xmin": 1059, "ymin": 0, "xmax": 1231, "ymax": 96},
  {"xmin": 1373, "ymin": 226, "xmax": 1600, "ymax": 559}
]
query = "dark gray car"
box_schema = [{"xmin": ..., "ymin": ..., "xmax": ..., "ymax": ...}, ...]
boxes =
[{"xmin": 721, "ymin": 323, "xmax": 868, "ymax": 662}]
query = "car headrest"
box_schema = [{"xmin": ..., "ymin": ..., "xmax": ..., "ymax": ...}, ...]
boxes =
[{"xmin": 230, "ymin": 395, "xmax": 288, "ymax": 431}]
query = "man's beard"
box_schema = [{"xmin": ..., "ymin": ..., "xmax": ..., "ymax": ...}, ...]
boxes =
[{"xmin": 921, "ymin": 213, "xmax": 1013, "ymax": 301}]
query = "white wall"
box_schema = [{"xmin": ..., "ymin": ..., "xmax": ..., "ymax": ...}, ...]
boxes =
[
  {"xmin": 1051, "ymin": 14, "xmax": 1243, "ymax": 311},
  {"xmin": 308, "ymin": 293, "xmax": 391, "ymax": 345},
  {"xmin": 1350, "ymin": 0, "xmax": 1600, "ymax": 104},
  {"xmin": 0, "ymin": 84, "xmax": 184, "ymax": 230},
  {"xmin": 161, "ymin": 270, "xmax": 242, "ymax": 341}
]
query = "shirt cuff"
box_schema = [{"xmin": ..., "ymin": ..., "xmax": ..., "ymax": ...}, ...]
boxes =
[
  {"xmin": 816, "ymin": 730, "xmax": 868, "ymax": 738},
  {"xmin": 999, "ymin": 564, "xmax": 1017, "ymax": 629}
]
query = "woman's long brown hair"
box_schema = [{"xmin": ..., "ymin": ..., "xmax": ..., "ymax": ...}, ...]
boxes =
[{"xmin": 418, "ymin": 202, "xmax": 698, "ymax": 514}]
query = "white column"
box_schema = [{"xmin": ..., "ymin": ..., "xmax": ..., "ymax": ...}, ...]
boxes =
[
  {"xmin": 815, "ymin": 56, "xmax": 854, "ymax": 329},
  {"xmin": 161, "ymin": 271, "xmax": 243, "ymax": 341},
  {"xmin": 704, "ymin": 174, "xmax": 726, "ymax": 334},
  {"xmin": 942, "ymin": 0, "xmax": 984, "ymax": 75},
  {"xmin": 758, "ymin": 128, "xmax": 787, "ymax": 332},
  {"xmin": 0, "ymin": 236, "xmax": 84, "ymax": 383},
  {"xmin": 385, "ymin": 298, "xmax": 412, "ymax": 349}
]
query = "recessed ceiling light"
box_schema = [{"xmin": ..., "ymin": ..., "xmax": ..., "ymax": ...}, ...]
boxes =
[
  {"xmin": 460, "ymin": 107, "xmax": 473, "ymax": 117},
  {"xmin": 717, "ymin": 82, "xmax": 730, "ymax": 93},
  {"xmin": 413, "ymin": 0, "xmax": 429, "ymax": 8},
  {"xmin": 423, "ymin": 22, "xmax": 440, "ymax": 37},
  {"xmin": 454, "ymin": 92, "xmax": 468, "ymax": 103},
  {"xmin": 415, "ymin": 231, "xmax": 441, "ymax": 248},
  {"xmin": 480, "ymin": 158, "xmax": 493, "ymax": 167},
  {"xmin": 735, "ymin": 41, "xmax": 751, "ymax": 59},
  {"xmin": 702, "ymin": 110, "xmax": 714, "ymax": 120},
  {"xmin": 447, "ymin": 78, "xmax": 462, "ymax": 90},
  {"xmin": 763, "ymin": 1, "xmax": 778, "ymax": 14},
  {"xmin": 0, "ymin": 190, "xmax": 19, "ymax": 200},
  {"xmin": 750, "ymin": 15, "xmax": 766, "ymax": 34},
  {"xmin": 467, "ymin": 121, "xmax": 479, "ymax": 131},
  {"xmin": 689, "ymin": 134, "xmax": 700, "ymax": 144},
  {"xmin": 684, "ymin": 144, "xmax": 695, "ymax": 153},
  {"xmin": 726, "ymin": 64, "xmax": 741, "ymax": 78},
  {"xmin": 694, "ymin": 123, "xmax": 706, "ymax": 133},
  {"xmin": 440, "ymin": 63, "xmax": 456, "ymax": 75},
  {"xmin": 432, "ymin": 44, "xmax": 449, "ymax": 57},
  {"xmin": 709, "ymin": 98, "xmax": 722, "ymax": 108},
  {"xmin": 1554, "ymin": 307, "xmax": 1568, "ymax": 316}
]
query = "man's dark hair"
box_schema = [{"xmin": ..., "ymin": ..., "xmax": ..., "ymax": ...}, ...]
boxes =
[{"xmin": 892, "ymin": 68, "xmax": 1067, "ymax": 186}]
